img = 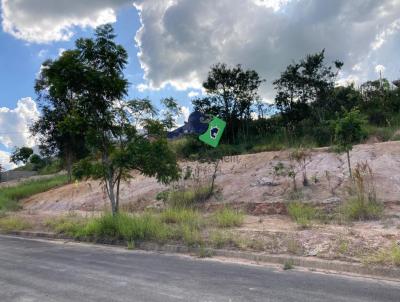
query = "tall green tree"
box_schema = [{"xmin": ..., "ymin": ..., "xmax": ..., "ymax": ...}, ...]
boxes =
[
  {"xmin": 334, "ymin": 109, "xmax": 367, "ymax": 178},
  {"xmin": 10, "ymin": 147, "xmax": 34, "ymax": 165},
  {"xmin": 70, "ymin": 24, "xmax": 180, "ymax": 215},
  {"xmin": 274, "ymin": 50, "xmax": 343, "ymax": 127},
  {"xmin": 193, "ymin": 63, "xmax": 264, "ymax": 143},
  {"xmin": 32, "ymin": 50, "xmax": 88, "ymax": 182}
]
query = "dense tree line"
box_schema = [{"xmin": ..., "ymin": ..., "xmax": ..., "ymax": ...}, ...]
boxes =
[{"xmin": 192, "ymin": 50, "xmax": 400, "ymax": 149}]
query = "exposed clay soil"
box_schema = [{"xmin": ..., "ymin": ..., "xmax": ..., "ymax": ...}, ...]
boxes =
[
  {"xmin": 22, "ymin": 141, "xmax": 400, "ymax": 213},
  {"xmin": 14, "ymin": 141, "xmax": 400, "ymax": 263}
]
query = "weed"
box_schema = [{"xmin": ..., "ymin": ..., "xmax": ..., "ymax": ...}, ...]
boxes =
[
  {"xmin": 365, "ymin": 243, "xmax": 400, "ymax": 266},
  {"xmin": 127, "ymin": 240, "xmax": 135, "ymax": 250},
  {"xmin": 287, "ymin": 202, "xmax": 317, "ymax": 228},
  {"xmin": 213, "ymin": 208, "xmax": 244, "ymax": 228},
  {"xmin": 45, "ymin": 216, "xmax": 86, "ymax": 237},
  {"xmin": 198, "ymin": 246, "xmax": 214, "ymax": 258},
  {"xmin": 181, "ymin": 224, "xmax": 203, "ymax": 247},
  {"xmin": 81, "ymin": 213, "xmax": 169, "ymax": 242},
  {"xmin": 283, "ymin": 259, "xmax": 295, "ymax": 270},
  {"xmin": 0, "ymin": 216, "xmax": 31, "ymax": 231},
  {"xmin": 210, "ymin": 231, "xmax": 241, "ymax": 249},
  {"xmin": 337, "ymin": 239, "xmax": 349, "ymax": 254},
  {"xmin": 286, "ymin": 237, "xmax": 303, "ymax": 255},
  {"xmin": 341, "ymin": 162, "xmax": 383, "ymax": 221},
  {"xmin": 167, "ymin": 186, "xmax": 211, "ymax": 209},
  {"xmin": 160, "ymin": 208, "xmax": 203, "ymax": 229}
]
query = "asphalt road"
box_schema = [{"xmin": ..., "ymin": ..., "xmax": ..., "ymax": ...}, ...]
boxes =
[{"xmin": 0, "ymin": 235, "xmax": 399, "ymax": 302}]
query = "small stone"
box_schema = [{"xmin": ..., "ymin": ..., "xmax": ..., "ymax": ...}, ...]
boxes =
[
  {"xmin": 321, "ymin": 197, "xmax": 341, "ymax": 204},
  {"xmin": 256, "ymin": 177, "xmax": 280, "ymax": 187}
]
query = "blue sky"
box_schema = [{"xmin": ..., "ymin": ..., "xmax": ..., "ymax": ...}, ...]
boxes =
[
  {"xmin": 1, "ymin": 0, "xmax": 400, "ymax": 169},
  {"xmin": 0, "ymin": 5, "xmax": 195, "ymax": 110}
]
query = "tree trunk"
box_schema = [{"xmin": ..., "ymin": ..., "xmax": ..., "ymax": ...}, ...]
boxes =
[
  {"xmin": 107, "ymin": 177, "xmax": 118, "ymax": 216},
  {"xmin": 347, "ymin": 150, "xmax": 352, "ymax": 178},
  {"xmin": 209, "ymin": 159, "xmax": 220, "ymax": 197},
  {"xmin": 66, "ymin": 152, "xmax": 73, "ymax": 183}
]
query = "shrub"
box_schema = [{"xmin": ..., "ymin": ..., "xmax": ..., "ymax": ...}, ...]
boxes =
[
  {"xmin": 213, "ymin": 208, "xmax": 244, "ymax": 228},
  {"xmin": 287, "ymin": 202, "xmax": 317, "ymax": 228}
]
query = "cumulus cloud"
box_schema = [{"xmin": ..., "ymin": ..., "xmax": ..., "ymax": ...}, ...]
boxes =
[
  {"xmin": 0, "ymin": 150, "xmax": 16, "ymax": 171},
  {"xmin": 187, "ymin": 91, "xmax": 199, "ymax": 98},
  {"xmin": 181, "ymin": 106, "xmax": 190, "ymax": 122},
  {"xmin": 134, "ymin": 0, "xmax": 400, "ymax": 98},
  {"xmin": 0, "ymin": 98, "xmax": 39, "ymax": 149},
  {"xmin": 1, "ymin": 0, "xmax": 130, "ymax": 43}
]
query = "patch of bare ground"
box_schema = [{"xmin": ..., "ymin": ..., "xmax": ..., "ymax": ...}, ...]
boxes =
[{"xmin": 5, "ymin": 141, "xmax": 400, "ymax": 266}]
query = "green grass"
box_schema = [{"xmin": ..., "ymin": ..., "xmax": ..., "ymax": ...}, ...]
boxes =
[
  {"xmin": 366, "ymin": 243, "xmax": 400, "ymax": 267},
  {"xmin": 213, "ymin": 208, "xmax": 244, "ymax": 228},
  {"xmin": 0, "ymin": 216, "xmax": 32, "ymax": 231},
  {"xmin": 0, "ymin": 175, "xmax": 69, "ymax": 211},
  {"xmin": 283, "ymin": 259, "xmax": 295, "ymax": 270},
  {"xmin": 160, "ymin": 208, "xmax": 204, "ymax": 229},
  {"xmin": 44, "ymin": 215, "xmax": 86, "ymax": 237},
  {"xmin": 287, "ymin": 202, "xmax": 318, "ymax": 228},
  {"xmin": 81, "ymin": 212, "xmax": 169, "ymax": 242},
  {"xmin": 167, "ymin": 186, "xmax": 211, "ymax": 209},
  {"xmin": 341, "ymin": 197, "xmax": 383, "ymax": 221}
]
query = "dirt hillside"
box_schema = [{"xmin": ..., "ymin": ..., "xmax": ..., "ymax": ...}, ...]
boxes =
[{"xmin": 22, "ymin": 141, "xmax": 400, "ymax": 215}]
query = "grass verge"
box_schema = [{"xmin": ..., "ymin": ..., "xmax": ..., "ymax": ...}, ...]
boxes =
[
  {"xmin": 0, "ymin": 216, "xmax": 31, "ymax": 231},
  {"xmin": 213, "ymin": 208, "xmax": 244, "ymax": 228},
  {"xmin": 0, "ymin": 175, "xmax": 68, "ymax": 211}
]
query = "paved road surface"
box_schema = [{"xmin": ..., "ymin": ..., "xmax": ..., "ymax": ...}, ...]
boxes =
[{"xmin": 0, "ymin": 235, "xmax": 399, "ymax": 302}]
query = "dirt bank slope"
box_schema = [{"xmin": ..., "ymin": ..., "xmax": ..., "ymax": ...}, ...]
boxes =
[{"xmin": 22, "ymin": 141, "xmax": 400, "ymax": 214}]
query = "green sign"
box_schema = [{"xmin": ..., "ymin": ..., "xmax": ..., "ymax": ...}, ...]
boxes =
[{"xmin": 199, "ymin": 116, "xmax": 226, "ymax": 148}]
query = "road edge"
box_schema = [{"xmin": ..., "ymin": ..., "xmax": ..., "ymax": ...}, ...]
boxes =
[{"xmin": 5, "ymin": 230, "xmax": 400, "ymax": 281}]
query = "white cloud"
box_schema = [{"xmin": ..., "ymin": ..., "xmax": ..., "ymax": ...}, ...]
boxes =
[
  {"xmin": 58, "ymin": 48, "xmax": 66, "ymax": 57},
  {"xmin": 133, "ymin": 0, "xmax": 400, "ymax": 99},
  {"xmin": 0, "ymin": 98, "xmax": 39, "ymax": 149},
  {"xmin": 0, "ymin": 150, "xmax": 16, "ymax": 171},
  {"xmin": 136, "ymin": 83, "xmax": 150, "ymax": 92},
  {"xmin": 187, "ymin": 91, "xmax": 199, "ymax": 98},
  {"xmin": 1, "ymin": 0, "xmax": 130, "ymax": 43},
  {"xmin": 38, "ymin": 49, "xmax": 48, "ymax": 58}
]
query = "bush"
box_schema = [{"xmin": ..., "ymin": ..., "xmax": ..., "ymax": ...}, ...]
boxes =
[
  {"xmin": 287, "ymin": 202, "xmax": 317, "ymax": 228},
  {"xmin": 0, "ymin": 175, "xmax": 69, "ymax": 211},
  {"xmin": 213, "ymin": 208, "xmax": 244, "ymax": 228}
]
